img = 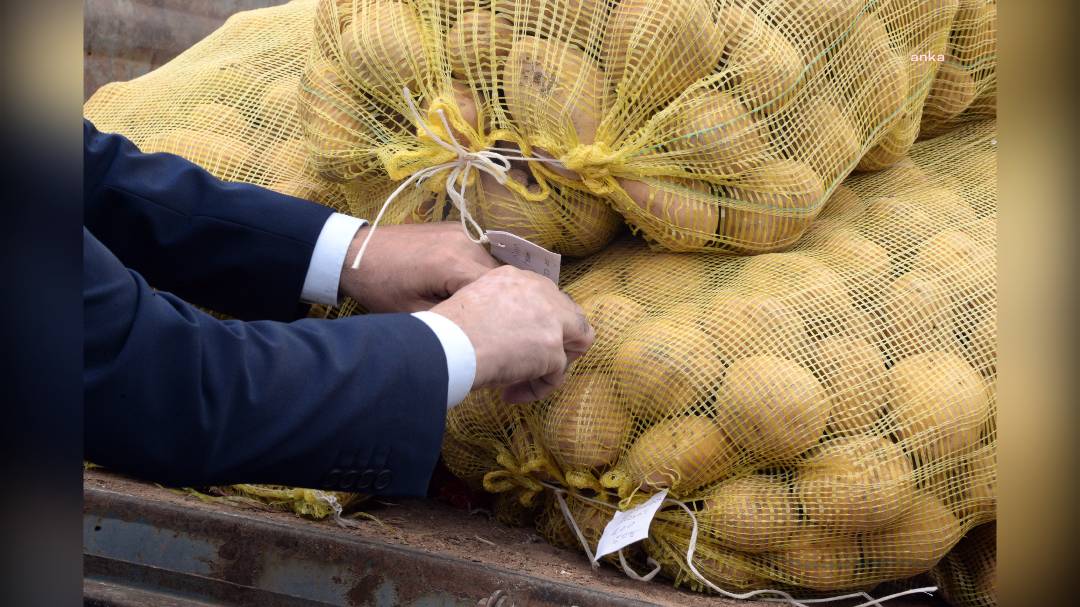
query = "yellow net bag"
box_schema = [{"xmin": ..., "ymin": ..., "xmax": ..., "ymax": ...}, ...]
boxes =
[
  {"xmin": 87, "ymin": 0, "xmax": 998, "ymax": 257},
  {"xmin": 443, "ymin": 118, "xmax": 996, "ymax": 597},
  {"xmin": 929, "ymin": 521, "xmax": 997, "ymax": 607}
]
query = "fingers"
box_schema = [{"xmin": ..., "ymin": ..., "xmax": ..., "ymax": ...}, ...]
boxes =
[{"xmin": 442, "ymin": 260, "xmax": 497, "ymax": 297}]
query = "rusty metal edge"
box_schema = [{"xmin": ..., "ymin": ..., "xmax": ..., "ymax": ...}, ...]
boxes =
[{"xmin": 84, "ymin": 486, "xmax": 664, "ymax": 607}]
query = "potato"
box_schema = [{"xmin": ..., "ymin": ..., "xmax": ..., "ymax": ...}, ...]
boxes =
[
  {"xmin": 667, "ymin": 90, "xmax": 771, "ymax": 174},
  {"xmin": 421, "ymin": 80, "xmax": 481, "ymax": 145},
  {"xmin": 812, "ymin": 336, "xmax": 889, "ymax": 437},
  {"xmin": 797, "ymin": 436, "xmax": 915, "ymax": 532},
  {"xmin": 717, "ymin": 159, "xmax": 826, "ymax": 254},
  {"xmin": 519, "ymin": 0, "xmax": 608, "ymax": 50},
  {"xmin": 831, "ymin": 16, "xmax": 909, "ymax": 134},
  {"xmin": 877, "ymin": 0, "xmax": 960, "ymax": 51},
  {"xmin": 563, "ymin": 265, "xmax": 620, "ymax": 301},
  {"xmin": 618, "ymin": 251, "xmax": 708, "ymax": 305},
  {"xmin": 950, "ymin": 2, "xmax": 998, "ymax": 70},
  {"xmin": 646, "ymin": 522, "xmax": 767, "ymax": 590},
  {"xmin": 908, "ymin": 186, "xmax": 978, "ymax": 225},
  {"xmin": 699, "ymin": 475, "xmax": 798, "ymax": 552},
  {"xmin": 964, "ymin": 304, "xmax": 997, "ymax": 378},
  {"xmin": 612, "ymin": 319, "xmax": 722, "ymax": 421},
  {"xmin": 817, "ymin": 185, "xmax": 863, "ymax": 219},
  {"xmin": 771, "ymin": 537, "xmax": 861, "ymax": 592},
  {"xmin": 505, "ymin": 36, "xmax": 604, "ymax": 145},
  {"xmin": 445, "ymin": 9, "xmax": 513, "ymax": 82},
  {"xmin": 602, "ymin": 415, "xmax": 739, "ymax": 498},
  {"xmin": 474, "ymin": 167, "xmax": 546, "ymax": 243},
  {"xmin": 604, "ymin": 0, "xmax": 725, "ymax": 108},
  {"xmin": 889, "ymin": 351, "xmax": 990, "ymax": 463},
  {"xmin": 768, "ymin": 0, "xmax": 863, "ymax": 72},
  {"xmin": 814, "ymin": 228, "xmax": 891, "ymax": 305},
  {"xmin": 580, "ymin": 292, "xmax": 648, "ymax": 342},
  {"xmin": 740, "ymin": 253, "xmax": 852, "ymax": 329},
  {"xmin": 189, "ymin": 102, "xmax": 248, "ymax": 136},
  {"xmin": 921, "ymin": 64, "xmax": 977, "ymax": 131},
  {"xmin": 617, "ymin": 177, "xmax": 717, "ymax": 252},
  {"xmin": 341, "ymin": 1, "xmax": 429, "ymax": 95},
  {"xmin": 863, "ymin": 491, "xmax": 963, "ymax": 578},
  {"xmin": 860, "ymin": 196, "xmax": 938, "ymax": 262},
  {"xmin": 878, "ymin": 271, "xmax": 953, "ymax": 360},
  {"xmin": 550, "ymin": 184, "xmax": 625, "ymax": 258},
  {"xmin": 142, "ymin": 129, "xmax": 252, "ymax": 180},
  {"xmin": 696, "ymin": 293, "xmax": 809, "ymax": 365},
  {"xmin": 299, "ymin": 58, "xmax": 373, "ymax": 183},
  {"xmin": 544, "ymin": 371, "xmax": 630, "ymax": 472},
  {"xmin": 717, "ymin": 355, "xmax": 828, "ymax": 461},
  {"xmin": 256, "ymin": 76, "xmax": 301, "ymax": 135},
  {"xmin": 912, "ymin": 230, "xmax": 993, "ymax": 299},
  {"xmin": 780, "ymin": 97, "xmax": 863, "ymax": 184},
  {"xmin": 717, "ymin": 5, "xmax": 805, "ymax": 112},
  {"xmin": 856, "ymin": 113, "xmax": 920, "ymax": 172},
  {"xmin": 960, "ymin": 446, "xmax": 997, "ymax": 524}
]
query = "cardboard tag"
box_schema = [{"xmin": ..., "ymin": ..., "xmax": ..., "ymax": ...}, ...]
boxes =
[
  {"xmin": 594, "ymin": 490, "xmax": 668, "ymax": 560},
  {"xmin": 486, "ymin": 230, "xmax": 561, "ymax": 284}
]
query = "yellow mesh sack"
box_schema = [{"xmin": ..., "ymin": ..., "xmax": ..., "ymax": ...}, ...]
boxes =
[
  {"xmin": 302, "ymin": 0, "xmax": 989, "ymax": 255},
  {"xmin": 442, "ymin": 118, "xmax": 997, "ymax": 595},
  {"xmin": 88, "ymin": 1, "xmax": 995, "ymax": 257},
  {"xmin": 929, "ymin": 521, "xmax": 997, "ymax": 607},
  {"xmin": 919, "ymin": 0, "xmax": 997, "ymax": 139}
]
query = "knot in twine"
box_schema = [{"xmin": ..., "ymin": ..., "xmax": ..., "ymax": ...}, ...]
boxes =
[
  {"xmin": 559, "ymin": 142, "xmax": 621, "ymax": 194},
  {"xmin": 350, "ymin": 87, "xmax": 568, "ymax": 271}
]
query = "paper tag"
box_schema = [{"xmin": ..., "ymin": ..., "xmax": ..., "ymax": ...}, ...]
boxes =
[
  {"xmin": 593, "ymin": 490, "xmax": 668, "ymax": 560},
  {"xmin": 486, "ymin": 230, "xmax": 561, "ymax": 284}
]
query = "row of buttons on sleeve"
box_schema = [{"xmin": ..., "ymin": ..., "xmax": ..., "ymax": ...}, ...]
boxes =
[{"xmin": 324, "ymin": 468, "xmax": 393, "ymax": 491}]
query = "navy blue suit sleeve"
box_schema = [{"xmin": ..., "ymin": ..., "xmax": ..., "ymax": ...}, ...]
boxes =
[
  {"xmin": 84, "ymin": 228, "xmax": 448, "ymax": 495},
  {"xmin": 83, "ymin": 119, "xmax": 336, "ymax": 321}
]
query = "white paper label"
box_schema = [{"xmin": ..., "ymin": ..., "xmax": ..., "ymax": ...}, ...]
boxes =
[
  {"xmin": 486, "ymin": 230, "xmax": 561, "ymax": 284},
  {"xmin": 593, "ymin": 490, "xmax": 668, "ymax": 560}
]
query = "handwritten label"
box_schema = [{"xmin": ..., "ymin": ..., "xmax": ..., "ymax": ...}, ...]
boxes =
[
  {"xmin": 487, "ymin": 230, "xmax": 561, "ymax": 284},
  {"xmin": 594, "ymin": 490, "xmax": 668, "ymax": 560}
]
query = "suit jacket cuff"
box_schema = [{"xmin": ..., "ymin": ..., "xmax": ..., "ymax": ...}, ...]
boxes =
[{"xmin": 300, "ymin": 214, "xmax": 367, "ymax": 306}]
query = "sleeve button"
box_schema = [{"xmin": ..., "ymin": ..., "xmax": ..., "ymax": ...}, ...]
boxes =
[{"xmin": 374, "ymin": 469, "xmax": 393, "ymax": 491}]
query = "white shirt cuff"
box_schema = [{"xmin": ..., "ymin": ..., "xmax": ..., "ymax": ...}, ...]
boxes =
[
  {"xmin": 300, "ymin": 213, "xmax": 367, "ymax": 306},
  {"xmin": 411, "ymin": 311, "xmax": 477, "ymax": 409}
]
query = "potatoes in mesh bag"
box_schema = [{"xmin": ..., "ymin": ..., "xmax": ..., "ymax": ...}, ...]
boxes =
[
  {"xmin": 812, "ymin": 336, "xmax": 889, "ymax": 437},
  {"xmin": 602, "ymin": 415, "xmax": 739, "ymax": 498},
  {"xmin": 797, "ymin": 436, "xmax": 915, "ymax": 532},
  {"xmin": 604, "ymin": 0, "xmax": 725, "ymax": 109},
  {"xmin": 770, "ymin": 536, "xmax": 862, "ymax": 592},
  {"xmin": 142, "ymin": 130, "xmax": 253, "ymax": 180},
  {"xmin": 921, "ymin": 64, "xmax": 978, "ymax": 134},
  {"xmin": 445, "ymin": 9, "xmax": 513, "ymax": 82},
  {"xmin": 612, "ymin": 319, "xmax": 722, "ymax": 421},
  {"xmin": 716, "ymin": 159, "xmax": 825, "ymax": 254},
  {"xmin": 878, "ymin": 271, "xmax": 954, "ymax": 361},
  {"xmin": 817, "ymin": 185, "xmax": 863, "ymax": 219},
  {"xmin": 518, "ymin": 0, "xmax": 609, "ymax": 51},
  {"xmin": 889, "ymin": 351, "xmax": 990, "ymax": 464},
  {"xmin": 698, "ymin": 475, "xmax": 799, "ymax": 552},
  {"xmin": 779, "ymin": 97, "xmax": 863, "ymax": 185},
  {"xmin": 617, "ymin": 177, "xmax": 717, "ymax": 252},
  {"xmin": 717, "ymin": 355, "xmax": 829, "ymax": 461},
  {"xmin": 189, "ymin": 102, "xmax": 249, "ymax": 136},
  {"xmin": 299, "ymin": 58, "xmax": 374, "ymax": 182},
  {"xmin": 506, "ymin": 36, "xmax": 604, "ymax": 146},
  {"xmin": 647, "ymin": 521, "xmax": 768, "ymax": 590},
  {"xmin": 913, "ymin": 229, "xmax": 994, "ymax": 299},
  {"xmin": 832, "ymin": 16, "xmax": 910, "ymax": 138},
  {"xmin": 695, "ymin": 293, "xmax": 809, "ymax": 366},
  {"xmin": 543, "ymin": 371, "xmax": 630, "ymax": 473},
  {"xmin": 256, "ymin": 76, "xmax": 302, "ymax": 134},
  {"xmin": 740, "ymin": 253, "xmax": 852, "ymax": 329},
  {"xmin": 812, "ymin": 227, "xmax": 891, "ymax": 305},
  {"xmin": 864, "ymin": 491, "xmax": 962, "ymax": 578},
  {"xmin": 667, "ymin": 89, "xmax": 771, "ymax": 175},
  {"xmin": 341, "ymin": 0, "xmax": 429, "ymax": 96},
  {"xmin": 716, "ymin": 4, "xmax": 806, "ymax": 112}
]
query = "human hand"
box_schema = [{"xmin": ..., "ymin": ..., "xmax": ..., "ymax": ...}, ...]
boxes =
[
  {"xmin": 431, "ymin": 265, "xmax": 595, "ymax": 403},
  {"xmin": 340, "ymin": 222, "xmax": 500, "ymax": 313}
]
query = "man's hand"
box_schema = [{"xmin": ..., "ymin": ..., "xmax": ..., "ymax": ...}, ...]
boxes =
[
  {"xmin": 341, "ymin": 222, "xmax": 500, "ymax": 312},
  {"xmin": 431, "ymin": 265, "xmax": 595, "ymax": 403}
]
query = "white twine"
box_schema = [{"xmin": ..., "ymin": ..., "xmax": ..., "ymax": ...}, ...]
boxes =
[
  {"xmin": 312, "ymin": 490, "xmax": 358, "ymax": 529},
  {"xmin": 537, "ymin": 481, "xmax": 937, "ymax": 607},
  {"xmin": 349, "ymin": 87, "xmax": 567, "ymax": 271}
]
